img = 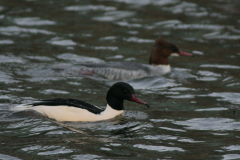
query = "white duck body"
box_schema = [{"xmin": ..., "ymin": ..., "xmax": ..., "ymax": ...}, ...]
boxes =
[{"xmin": 21, "ymin": 104, "xmax": 123, "ymax": 122}]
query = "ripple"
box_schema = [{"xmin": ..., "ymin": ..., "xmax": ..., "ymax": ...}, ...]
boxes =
[
  {"xmin": 24, "ymin": 55, "xmax": 54, "ymax": 61},
  {"xmin": 94, "ymin": 46, "xmax": 118, "ymax": 51},
  {"xmin": 13, "ymin": 17, "xmax": 56, "ymax": 26},
  {"xmin": 169, "ymin": 87, "xmax": 196, "ymax": 91},
  {"xmin": 144, "ymin": 132, "xmax": 203, "ymax": 144},
  {"xmin": 178, "ymin": 138, "xmax": 204, "ymax": 143},
  {"xmin": 0, "ymin": 71, "xmax": 20, "ymax": 84},
  {"xmin": 47, "ymin": 37, "xmax": 77, "ymax": 46},
  {"xmin": 112, "ymin": 0, "xmax": 179, "ymax": 6},
  {"xmin": 204, "ymin": 33, "xmax": 240, "ymax": 40},
  {"xmin": 0, "ymin": 40, "xmax": 14, "ymax": 44},
  {"xmin": 207, "ymin": 92, "xmax": 240, "ymax": 104},
  {"xmin": 167, "ymin": 94, "xmax": 195, "ymax": 99},
  {"xmin": 0, "ymin": 153, "xmax": 21, "ymax": 160},
  {"xmin": 192, "ymin": 50, "xmax": 204, "ymax": 55},
  {"xmin": 125, "ymin": 111, "xmax": 148, "ymax": 120},
  {"xmin": 173, "ymin": 24, "xmax": 224, "ymax": 30},
  {"xmin": 162, "ymin": 1, "xmax": 207, "ymax": 16},
  {"xmin": 79, "ymin": 88, "xmax": 98, "ymax": 94},
  {"xmin": 57, "ymin": 53, "xmax": 104, "ymax": 63},
  {"xmin": 111, "ymin": 0, "xmax": 151, "ymax": 6},
  {"xmin": 197, "ymin": 71, "xmax": 221, "ymax": 77},
  {"xmin": 159, "ymin": 127, "xmax": 186, "ymax": 132},
  {"xmin": 196, "ymin": 70, "xmax": 221, "ymax": 81},
  {"xmin": 72, "ymin": 154, "xmax": 102, "ymax": 160},
  {"xmin": 115, "ymin": 21, "xmax": 142, "ymax": 28},
  {"xmin": 134, "ymin": 144, "xmax": 185, "ymax": 152},
  {"xmin": 22, "ymin": 145, "xmax": 42, "ymax": 151},
  {"xmin": 174, "ymin": 118, "xmax": 240, "ymax": 131},
  {"xmin": 40, "ymin": 89, "xmax": 69, "ymax": 94},
  {"xmin": 106, "ymin": 55, "xmax": 123, "ymax": 59},
  {"xmin": 144, "ymin": 135, "xmax": 178, "ymax": 140},
  {"xmin": 22, "ymin": 145, "xmax": 73, "ymax": 155},
  {"xmin": 0, "ymin": 26, "xmax": 54, "ymax": 36},
  {"xmin": 222, "ymin": 154, "xmax": 240, "ymax": 160},
  {"xmin": 99, "ymin": 36, "xmax": 116, "ymax": 40},
  {"xmin": 201, "ymin": 64, "xmax": 240, "ymax": 69},
  {"xmin": 147, "ymin": 20, "xmax": 182, "ymax": 29},
  {"xmin": 123, "ymin": 37, "xmax": 154, "ymax": 43},
  {"xmin": 93, "ymin": 11, "xmax": 135, "ymax": 21},
  {"xmin": 223, "ymin": 145, "xmax": 240, "ymax": 151},
  {"xmin": 196, "ymin": 107, "xmax": 228, "ymax": 111},
  {"xmin": 127, "ymin": 77, "xmax": 180, "ymax": 90},
  {"xmin": 150, "ymin": 119, "xmax": 174, "ymax": 123},
  {"xmin": 38, "ymin": 147, "xmax": 73, "ymax": 155},
  {"xmin": 100, "ymin": 147, "xmax": 111, "ymax": 151},
  {"xmin": 0, "ymin": 6, "xmax": 4, "ymax": 11},
  {"xmin": 65, "ymin": 5, "xmax": 116, "ymax": 11},
  {"xmin": 106, "ymin": 121, "xmax": 153, "ymax": 131},
  {"xmin": 153, "ymin": 0, "xmax": 179, "ymax": 6},
  {"xmin": 0, "ymin": 95, "xmax": 11, "ymax": 99},
  {"xmin": 0, "ymin": 55, "xmax": 25, "ymax": 63}
]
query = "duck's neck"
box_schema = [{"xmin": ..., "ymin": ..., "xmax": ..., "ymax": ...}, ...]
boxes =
[
  {"xmin": 149, "ymin": 53, "xmax": 169, "ymax": 65},
  {"xmin": 100, "ymin": 104, "xmax": 124, "ymax": 119},
  {"xmin": 106, "ymin": 95, "xmax": 124, "ymax": 111}
]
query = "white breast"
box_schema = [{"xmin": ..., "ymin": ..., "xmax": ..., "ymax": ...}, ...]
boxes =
[
  {"xmin": 149, "ymin": 64, "xmax": 171, "ymax": 76},
  {"xmin": 15, "ymin": 104, "xmax": 124, "ymax": 122}
]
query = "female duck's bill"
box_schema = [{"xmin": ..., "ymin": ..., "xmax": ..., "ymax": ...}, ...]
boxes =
[{"xmin": 14, "ymin": 82, "xmax": 149, "ymax": 122}]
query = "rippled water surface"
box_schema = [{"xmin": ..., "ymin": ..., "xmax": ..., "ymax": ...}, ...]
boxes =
[{"xmin": 0, "ymin": 0, "xmax": 240, "ymax": 159}]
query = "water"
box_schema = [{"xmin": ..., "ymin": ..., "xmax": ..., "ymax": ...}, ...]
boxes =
[{"xmin": 0, "ymin": 0, "xmax": 240, "ymax": 159}]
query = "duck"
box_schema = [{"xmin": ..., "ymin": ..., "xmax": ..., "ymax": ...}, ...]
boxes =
[
  {"xmin": 14, "ymin": 82, "xmax": 149, "ymax": 122},
  {"xmin": 77, "ymin": 36, "xmax": 193, "ymax": 80}
]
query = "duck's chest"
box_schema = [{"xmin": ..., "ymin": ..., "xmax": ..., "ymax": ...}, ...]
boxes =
[{"xmin": 32, "ymin": 105, "xmax": 124, "ymax": 122}]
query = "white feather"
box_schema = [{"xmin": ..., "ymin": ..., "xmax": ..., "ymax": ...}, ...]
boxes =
[{"xmin": 13, "ymin": 104, "xmax": 124, "ymax": 122}]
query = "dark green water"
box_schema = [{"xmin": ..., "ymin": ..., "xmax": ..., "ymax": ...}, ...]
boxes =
[{"xmin": 0, "ymin": 0, "xmax": 240, "ymax": 159}]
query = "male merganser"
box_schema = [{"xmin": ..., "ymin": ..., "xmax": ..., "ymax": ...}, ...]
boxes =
[
  {"xmin": 14, "ymin": 82, "xmax": 149, "ymax": 122},
  {"xmin": 77, "ymin": 36, "xmax": 193, "ymax": 80}
]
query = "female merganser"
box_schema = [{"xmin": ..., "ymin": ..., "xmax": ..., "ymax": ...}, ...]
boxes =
[
  {"xmin": 77, "ymin": 36, "xmax": 193, "ymax": 80},
  {"xmin": 14, "ymin": 82, "xmax": 149, "ymax": 122}
]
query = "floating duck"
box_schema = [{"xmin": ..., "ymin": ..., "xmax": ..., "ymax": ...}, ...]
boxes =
[
  {"xmin": 78, "ymin": 36, "xmax": 193, "ymax": 80},
  {"xmin": 14, "ymin": 82, "xmax": 149, "ymax": 122}
]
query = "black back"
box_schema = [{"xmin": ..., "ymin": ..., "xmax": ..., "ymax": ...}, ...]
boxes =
[{"xmin": 32, "ymin": 98, "xmax": 103, "ymax": 114}]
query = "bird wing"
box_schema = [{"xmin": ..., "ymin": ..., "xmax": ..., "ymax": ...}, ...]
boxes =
[{"xmin": 32, "ymin": 98, "xmax": 103, "ymax": 114}]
